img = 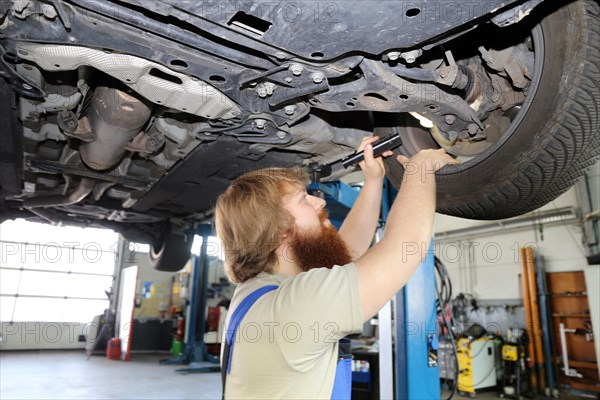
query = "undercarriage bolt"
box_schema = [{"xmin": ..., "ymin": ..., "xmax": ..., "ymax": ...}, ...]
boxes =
[
  {"xmin": 290, "ymin": 63, "xmax": 303, "ymax": 76},
  {"xmin": 275, "ymin": 52, "xmax": 287, "ymax": 60},
  {"xmin": 277, "ymin": 131, "xmax": 287, "ymax": 139},
  {"xmin": 444, "ymin": 114, "xmax": 457, "ymax": 125},
  {"xmin": 42, "ymin": 4, "xmax": 57, "ymax": 19},
  {"xmin": 311, "ymin": 72, "xmax": 324, "ymax": 84},
  {"xmin": 256, "ymin": 82, "xmax": 276, "ymax": 98},
  {"xmin": 255, "ymin": 119, "xmax": 266, "ymax": 129},
  {"xmin": 284, "ymin": 105, "xmax": 296, "ymax": 115},
  {"xmin": 448, "ymin": 131, "xmax": 460, "ymax": 141},
  {"xmin": 387, "ymin": 51, "xmax": 401, "ymax": 61},
  {"xmin": 401, "ymin": 49, "xmax": 422, "ymax": 64},
  {"xmin": 264, "ymin": 82, "xmax": 276, "ymax": 95},
  {"xmin": 467, "ymin": 123, "xmax": 480, "ymax": 135}
]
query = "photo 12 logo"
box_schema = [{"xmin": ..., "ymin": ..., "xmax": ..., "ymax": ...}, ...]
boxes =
[
  {"xmin": 1, "ymin": 322, "xmax": 101, "ymax": 345},
  {"xmin": 1, "ymin": 241, "xmax": 106, "ymax": 264}
]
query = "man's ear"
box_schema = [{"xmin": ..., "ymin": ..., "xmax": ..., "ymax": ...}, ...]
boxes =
[{"xmin": 280, "ymin": 228, "xmax": 292, "ymax": 243}]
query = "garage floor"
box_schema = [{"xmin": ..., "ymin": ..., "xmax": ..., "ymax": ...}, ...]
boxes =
[
  {"xmin": 0, "ymin": 350, "xmax": 594, "ymax": 399},
  {"xmin": 1, "ymin": 350, "xmax": 221, "ymax": 399}
]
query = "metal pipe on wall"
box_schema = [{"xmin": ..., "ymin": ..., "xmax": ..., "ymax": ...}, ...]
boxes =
[
  {"xmin": 536, "ymin": 255, "xmax": 559, "ymax": 398},
  {"xmin": 520, "ymin": 247, "xmax": 538, "ymax": 392},
  {"xmin": 524, "ymin": 246, "xmax": 546, "ymax": 393}
]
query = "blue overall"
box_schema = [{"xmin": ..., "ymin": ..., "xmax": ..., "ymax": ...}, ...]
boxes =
[{"xmin": 221, "ymin": 286, "xmax": 352, "ymax": 399}]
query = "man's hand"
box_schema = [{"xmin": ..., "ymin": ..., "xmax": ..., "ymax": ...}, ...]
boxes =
[{"xmin": 357, "ymin": 136, "xmax": 394, "ymax": 181}]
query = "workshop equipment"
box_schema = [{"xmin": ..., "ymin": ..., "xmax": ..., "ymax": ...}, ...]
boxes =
[
  {"xmin": 559, "ymin": 323, "xmax": 584, "ymax": 378},
  {"xmin": 500, "ymin": 329, "xmax": 532, "ymax": 399},
  {"xmin": 395, "ymin": 248, "xmax": 441, "ymax": 399},
  {"xmin": 457, "ymin": 337, "xmax": 497, "ymax": 395},
  {"xmin": 160, "ymin": 224, "xmax": 220, "ymax": 373},
  {"xmin": 204, "ymin": 306, "xmax": 227, "ymax": 356},
  {"xmin": 439, "ymin": 339, "xmax": 458, "ymax": 381}
]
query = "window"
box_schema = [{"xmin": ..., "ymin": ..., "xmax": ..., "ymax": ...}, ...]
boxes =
[{"xmin": 0, "ymin": 220, "xmax": 118, "ymax": 323}]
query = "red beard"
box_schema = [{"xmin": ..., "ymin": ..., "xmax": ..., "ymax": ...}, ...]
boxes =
[{"xmin": 287, "ymin": 210, "xmax": 353, "ymax": 272}]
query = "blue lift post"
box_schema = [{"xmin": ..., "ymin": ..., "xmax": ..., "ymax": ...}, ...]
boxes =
[
  {"xmin": 379, "ymin": 179, "xmax": 440, "ymax": 399},
  {"xmin": 318, "ymin": 178, "xmax": 441, "ymax": 399},
  {"xmin": 161, "ymin": 224, "xmax": 220, "ymax": 373},
  {"xmin": 394, "ymin": 248, "xmax": 440, "ymax": 399}
]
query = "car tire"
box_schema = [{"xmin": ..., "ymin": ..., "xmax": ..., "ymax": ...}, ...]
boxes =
[
  {"xmin": 149, "ymin": 228, "xmax": 194, "ymax": 272},
  {"xmin": 384, "ymin": 0, "xmax": 600, "ymax": 220}
]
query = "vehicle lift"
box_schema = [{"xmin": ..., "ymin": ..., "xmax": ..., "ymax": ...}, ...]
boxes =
[{"xmin": 160, "ymin": 224, "xmax": 221, "ymax": 373}]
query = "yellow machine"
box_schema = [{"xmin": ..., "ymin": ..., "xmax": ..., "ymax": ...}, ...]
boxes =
[
  {"xmin": 502, "ymin": 344, "xmax": 519, "ymax": 361},
  {"xmin": 457, "ymin": 337, "xmax": 498, "ymax": 395},
  {"xmin": 499, "ymin": 341, "xmax": 531, "ymax": 398}
]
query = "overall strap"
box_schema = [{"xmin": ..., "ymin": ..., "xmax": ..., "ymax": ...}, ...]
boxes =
[
  {"xmin": 221, "ymin": 285, "xmax": 278, "ymax": 397},
  {"xmin": 330, "ymin": 337, "xmax": 353, "ymax": 400}
]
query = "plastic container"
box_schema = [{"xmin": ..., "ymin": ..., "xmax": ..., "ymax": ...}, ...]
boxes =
[
  {"xmin": 171, "ymin": 339, "xmax": 183, "ymax": 355},
  {"xmin": 106, "ymin": 338, "xmax": 121, "ymax": 360}
]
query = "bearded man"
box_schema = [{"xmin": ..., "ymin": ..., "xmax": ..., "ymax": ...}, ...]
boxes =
[{"xmin": 215, "ymin": 136, "xmax": 458, "ymax": 399}]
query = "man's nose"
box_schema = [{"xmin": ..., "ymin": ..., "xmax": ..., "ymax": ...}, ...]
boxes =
[{"xmin": 308, "ymin": 195, "xmax": 326, "ymax": 210}]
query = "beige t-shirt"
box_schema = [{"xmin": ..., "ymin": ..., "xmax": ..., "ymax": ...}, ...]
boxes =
[{"xmin": 223, "ymin": 263, "xmax": 363, "ymax": 399}]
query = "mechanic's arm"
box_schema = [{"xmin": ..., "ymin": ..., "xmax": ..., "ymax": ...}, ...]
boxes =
[
  {"xmin": 338, "ymin": 136, "xmax": 392, "ymax": 259},
  {"xmin": 355, "ymin": 149, "xmax": 459, "ymax": 320}
]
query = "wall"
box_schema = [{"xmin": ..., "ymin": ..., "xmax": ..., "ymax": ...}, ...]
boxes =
[
  {"xmin": 120, "ymin": 249, "xmax": 178, "ymax": 319},
  {"xmin": 585, "ymin": 265, "xmax": 600, "ymax": 379},
  {"xmin": 433, "ymin": 163, "xmax": 599, "ymax": 342},
  {"xmin": 588, "ymin": 162, "xmax": 600, "ymax": 211},
  {"xmin": 434, "ymin": 186, "xmax": 592, "ymax": 301}
]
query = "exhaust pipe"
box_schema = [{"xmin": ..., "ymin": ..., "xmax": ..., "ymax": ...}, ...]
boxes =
[
  {"xmin": 24, "ymin": 178, "xmax": 96, "ymax": 208},
  {"xmin": 25, "ymin": 207, "xmax": 63, "ymax": 225},
  {"xmin": 80, "ymin": 86, "xmax": 152, "ymax": 170}
]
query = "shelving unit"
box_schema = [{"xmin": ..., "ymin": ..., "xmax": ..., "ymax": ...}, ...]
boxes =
[{"xmin": 546, "ymin": 271, "xmax": 599, "ymax": 393}]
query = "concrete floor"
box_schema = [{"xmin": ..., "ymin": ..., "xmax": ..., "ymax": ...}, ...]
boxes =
[
  {"xmin": 1, "ymin": 350, "xmax": 222, "ymax": 399},
  {"xmin": 1, "ymin": 350, "xmax": 596, "ymax": 399},
  {"xmin": 1, "ymin": 350, "xmax": 500, "ymax": 400}
]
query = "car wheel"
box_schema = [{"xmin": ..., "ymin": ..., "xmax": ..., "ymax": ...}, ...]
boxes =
[
  {"xmin": 384, "ymin": 0, "xmax": 599, "ymax": 220},
  {"xmin": 149, "ymin": 228, "xmax": 194, "ymax": 272}
]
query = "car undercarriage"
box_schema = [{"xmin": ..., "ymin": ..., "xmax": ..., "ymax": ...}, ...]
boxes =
[{"xmin": 1, "ymin": 0, "xmax": 599, "ymax": 270}]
